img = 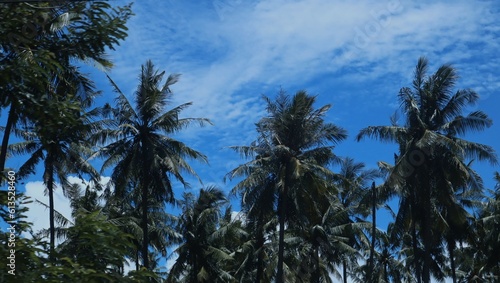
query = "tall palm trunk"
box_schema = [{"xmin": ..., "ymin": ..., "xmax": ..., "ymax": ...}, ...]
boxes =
[
  {"xmin": 0, "ymin": 104, "xmax": 17, "ymax": 174},
  {"xmin": 409, "ymin": 184, "xmax": 422, "ymax": 283},
  {"xmin": 311, "ymin": 243, "xmax": 320, "ymax": 283},
  {"xmin": 255, "ymin": 221, "xmax": 265, "ymax": 283},
  {"xmin": 135, "ymin": 249, "xmax": 140, "ymax": 271},
  {"xmin": 277, "ymin": 164, "xmax": 292, "ymax": 283},
  {"xmin": 141, "ymin": 178, "xmax": 150, "ymax": 269},
  {"xmin": 447, "ymin": 238, "xmax": 457, "ymax": 283},
  {"xmin": 421, "ymin": 183, "xmax": 432, "ymax": 283},
  {"xmin": 276, "ymin": 186, "xmax": 287, "ymax": 283},
  {"xmin": 384, "ymin": 262, "xmax": 389, "ymax": 282},
  {"xmin": 369, "ymin": 182, "xmax": 377, "ymax": 280},
  {"xmin": 343, "ymin": 260, "xmax": 347, "ymax": 283},
  {"xmin": 46, "ymin": 155, "xmax": 56, "ymax": 260}
]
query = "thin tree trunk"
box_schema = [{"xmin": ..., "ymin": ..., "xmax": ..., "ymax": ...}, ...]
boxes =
[
  {"xmin": 448, "ymin": 239, "xmax": 457, "ymax": 283},
  {"xmin": 311, "ymin": 244, "xmax": 320, "ymax": 283},
  {"xmin": 192, "ymin": 244, "xmax": 198, "ymax": 282},
  {"xmin": 410, "ymin": 184, "xmax": 422, "ymax": 283},
  {"xmin": 369, "ymin": 182, "xmax": 377, "ymax": 280},
  {"xmin": 421, "ymin": 184, "xmax": 432, "ymax": 283},
  {"xmin": 277, "ymin": 163, "xmax": 293, "ymax": 283},
  {"xmin": 255, "ymin": 224, "xmax": 265, "ymax": 283},
  {"xmin": 46, "ymin": 157, "xmax": 56, "ymax": 260},
  {"xmin": 276, "ymin": 186, "xmax": 286, "ymax": 283},
  {"xmin": 0, "ymin": 104, "xmax": 16, "ymax": 174},
  {"xmin": 384, "ymin": 262, "xmax": 388, "ymax": 282},
  {"xmin": 135, "ymin": 248, "xmax": 139, "ymax": 271},
  {"xmin": 141, "ymin": 179, "xmax": 150, "ymax": 269},
  {"xmin": 343, "ymin": 260, "xmax": 347, "ymax": 283}
]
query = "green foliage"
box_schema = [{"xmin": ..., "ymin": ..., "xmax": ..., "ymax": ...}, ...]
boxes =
[
  {"xmin": 0, "ymin": 194, "xmax": 158, "ymax": 283},
  {"xmin": 167, "ymin": 187, "xmax": 237, "ymax": 283},
  {"xmin": 0, "ymin": 1, "xmax": 133, "ymax": 177}
]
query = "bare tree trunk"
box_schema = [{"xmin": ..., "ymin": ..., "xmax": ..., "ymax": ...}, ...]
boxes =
[
  {"xmin": 421, "ymin": 184, "xmax": 432, "ymax": 283},
  {"xmin": 276, "ymin": 187, "xmax": 287, "ymax": 283},
  {"xmin": 343, "ymin": 260, "xmax": 348, "ymax": 283},
  {"xmin": 448, "ymin": 239, "xmax": 457, "ymax": 283},
  {"xmin": 277, "ymin": 164, "xmax": 292, "ymax": 283},
  {"xmin": 311, "ymin": 243, "xmax": 320, "ymax": 283},
  {"xmin": 135, "ymin": 249, "xmax": 139, "ymax": 271},
  {"xmin": 255, "ymin": 222, "xmax": 265, "ymax": 283},
  {"xmin": 410, "ymin": 184, "xmax": 422, "ymax": 283},
  {"xmin": 46, "ymin": 156, "xmax": 56, "ymax": 260},
  {"xmin": 141, "ymin": 180, "xmax": 149, "ymax": 269},
  {"xmin": 0, "ymin": 105, "xmax": 16, "ymax": 175},
  {"xmin": 369, "ymin": 182, "xmax": 377, "ymax": 280}
]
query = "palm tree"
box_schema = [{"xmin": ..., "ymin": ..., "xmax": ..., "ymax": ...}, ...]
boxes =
[
  {"xmin": 101, "ymin": 180, "xmax": 180, "ymax": 273},
  {"xmin": 456, "ymin": 172, "xmax": 500, "ymax": 281},
  {"xmin": 166, "ymin": 187, "xmax": 236, "ymax": 283},
  {"xmin": 353, "ymin": 228, "xmax": 410, "ymax": 283},
  {"xmin": 95, "ymin": 60, "xmax": 210, "ymax": 269},
  {"xmin": 227, "ymin": 171, "xmax": 276, "ymax": 283},
  {"xmin": 357, "ymin": 57, "xmax": 497, "ymax": 282},
  {"xmin": 10, "ymin": 95, "xmax": 101, "ymax": 257},
  {"xmin": 228, "ymin": 90, "xmax": 347, "ymax": 282},
  {"xmin": 332, "ymin": 158, "xmax": 380, "ymax": 282}
]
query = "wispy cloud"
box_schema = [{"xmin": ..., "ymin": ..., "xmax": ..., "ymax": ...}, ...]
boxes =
[
  {"xmin": 109, "ymin": 0, "xmax": 498, "ymax": 126},
  {"xmin": 22, "ymin": 176, "xmax": 111, "ymax": 240},
  {"xmin": 99, "ymin": 0, "xmax": 500, "ymax": 193}
]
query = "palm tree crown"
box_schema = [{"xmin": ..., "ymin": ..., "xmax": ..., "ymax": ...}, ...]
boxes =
[
  {"xmin": 357, "ymin": 57, "xmax": 497, "ymax": 283},
  {"xmin": 228, "ymin": 90, "xmax": 347, "ymax": 282}
]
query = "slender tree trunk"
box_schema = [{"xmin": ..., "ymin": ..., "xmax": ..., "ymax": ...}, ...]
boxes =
[
  {"xmin": 46, "ymin": 157, "xmax": 56, "ymax": 260},
  {"xmin": 0, "ymin": 104, "xmax": 16, "ymax": 175},
  {"xmin": 141, "ymin": 179, "xmax": 150, "ymax": 269},
  {"xmin": 410, "ymin": 184, "xmax": 422, "ymax": 283},
  {"xmin": 384, "ymin": 263, "xmax": 388, "ymax": 282},
  {"xmin": 277, "ymin": 162, "xmax": 294, "ymax": 283},
  {"xmin": 192, "ymin": 246, "xmax": 198, "ymax": 282},
  {"xmin": 311, "ymin": 244, "xmax": 320, "ymax": 283},
  {"xmin": 276, "ymin": 186, "xmax": 287, "ymax": 283},
  {"xmin": 421, "ymin": 184, "xmax": 432, "ymax": 283},
  {"xmin": 135, "ymin": 249, "xmax": 139, "ymax": 271},
  {"xmin": 369, "ymin": 182, "xmax": 377, "ymax": 280},
  {"xmin": 255, "ymin": 224, "xmax": 265, "ymax": 283},
  {"xmin": 448, "ymin": 239, "xmax": 457, "ymax": 283},
  {"xmin": 343, "ymin": 260, "xmax": 347, "ymax": 283}
]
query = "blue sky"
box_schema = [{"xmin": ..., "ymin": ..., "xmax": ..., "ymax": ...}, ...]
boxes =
[
  {"xmin": 2, "ymin": 0, "xmax": 500, "ymax": 280},
  {"xmin": 98, "ymin": 0, "xmax": 500, "ymax": 204}
]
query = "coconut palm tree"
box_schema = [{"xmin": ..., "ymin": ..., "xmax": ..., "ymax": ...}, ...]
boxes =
[
  {"xmin": 9, "ymin": 94, "xmax": 102, "ymax": 257},
  {"xmin": 95, "ymin": 60, "xmax": 210, "ymax": 269},
  {"xmin": 166, "ymin": 186, "xmax": 236, "ymax": 283},
  {"xmin": 228, "ymin": 90, "xmax": 347, "ymax": 282},
  {"xmin": 227, "ymin": 170, "xmax": 276, "ymax": 283},
  {"xmin": 332, "ymin": 158, "xmax": 380, "ymax": 282},
  {"xmin": 102, "ymin": 181, "xmax": 180, "ymax": 273},
  {"xmin": 455, "ymin": 172, "xmax": 500, "ymax": 281},
  {"xmin": 357, "ymin": 57, "xmax": 497, "ymax": 282}
]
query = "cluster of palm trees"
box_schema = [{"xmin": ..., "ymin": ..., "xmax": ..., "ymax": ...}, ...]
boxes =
[
  {"xmin": 7, "ymin": 56, "xmax": 499, "ymax": 283},
  {"xmin": 1, "ymin": 3, "xmax": 499, "ymax": 283}
]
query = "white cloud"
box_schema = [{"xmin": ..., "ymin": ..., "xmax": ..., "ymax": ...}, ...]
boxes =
[
  {"xmin": 107, "ymin": 0, "xmax": 498, "ymax": 142},
  {"xmin": 22, "ymin": 176, "xmax": 112, "ymax": 243},
  {"xmin": 23, "ymin": 180, "xmax": 72, "ymax": 242}
]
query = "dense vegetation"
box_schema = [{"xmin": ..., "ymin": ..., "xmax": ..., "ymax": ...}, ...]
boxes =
[{"xmin": 1, "ymin": 1, "xmax": 499, "ymax": 283}]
